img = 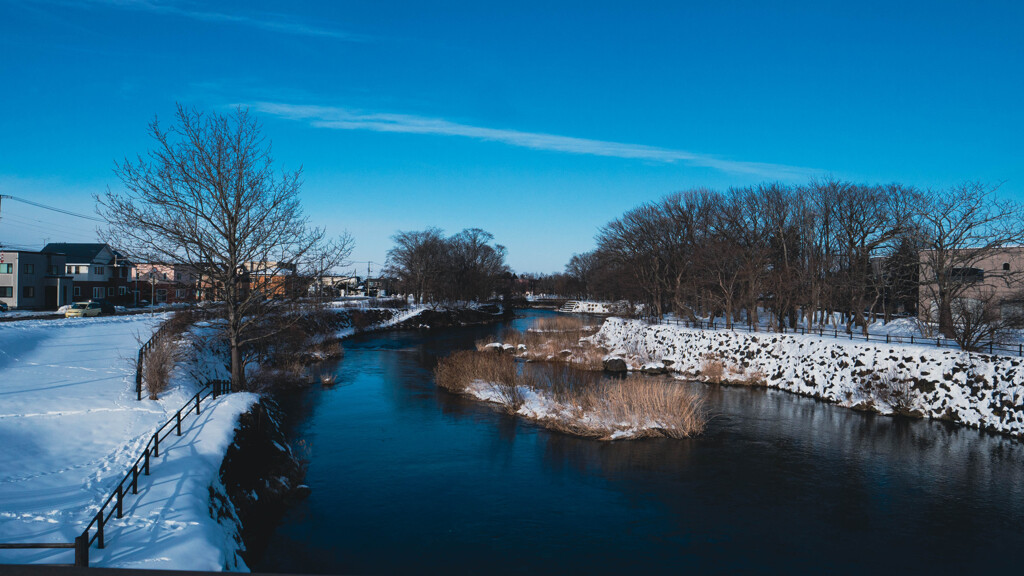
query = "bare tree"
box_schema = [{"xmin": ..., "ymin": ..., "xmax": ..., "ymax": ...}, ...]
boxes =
[
  {"xmin": 915, "ymin": 182, "xmax": 1024, "ymax": 338},
  {"xmin": 98, "ymin": 105, "xmax": 345, "ymax": 390},
  {"xmin": 385, "ymin": 227, "xmax": 509, "ymax": 305},
  {"xmin": 386, "ymin": 228, "xmax": 447, "ymax": 304}
]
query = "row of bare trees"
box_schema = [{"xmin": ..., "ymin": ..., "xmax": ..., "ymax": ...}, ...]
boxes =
[
  {"xmin": 567, "ymin": 180, "xmax": 1024, "ymax": 347},
  {"xmin": 385, "ymin": 227, "xmax": 509, "ymax": 305}
]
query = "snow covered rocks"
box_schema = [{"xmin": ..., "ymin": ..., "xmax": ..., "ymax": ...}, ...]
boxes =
[{"xmin": 589, "ymin": 318, "xmax": 1024, "ymax": 437}]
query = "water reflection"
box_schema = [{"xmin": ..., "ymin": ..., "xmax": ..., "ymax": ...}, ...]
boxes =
[{"xmin": 258, "ymin": 310, "xmax": 1024, "ymax": 575}]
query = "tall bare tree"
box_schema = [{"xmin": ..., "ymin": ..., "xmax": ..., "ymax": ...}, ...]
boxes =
[
  {"xmin": 98, "ymin": 105, "xmax": 346, "ymax": 390},
  {"xmin": 914, "ymin": 182, "xmax": 1024, "ymax": 337}
]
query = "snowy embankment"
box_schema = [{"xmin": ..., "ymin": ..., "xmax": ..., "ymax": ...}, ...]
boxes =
[
  {"xmin": 0, "ymin": 315, "xmax": 258, "ymax": 570},
  {"xmin": 591, "ymin": 318, "xmax": 1024, "ymax": 437},
  {"xmin": 329, "ymin": 303, "xmax": 427, "ymax": 338}
]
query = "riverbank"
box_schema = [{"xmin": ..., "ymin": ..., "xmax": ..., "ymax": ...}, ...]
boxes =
[
  {"xmin": 0, "ymin": 314, "xmax": 259, "ymax": 569},
  {"xmin": 590, "ymin": 318, "xmax": 1024, "ymax": 437}
]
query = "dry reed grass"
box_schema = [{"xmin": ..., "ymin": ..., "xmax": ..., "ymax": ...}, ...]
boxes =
[
  {"xmin": 529, "ymin": 316, "xmax": 599, "ymax": 333},
  {"xmin": 435, "ymin": 351, "xmax": 706, "ymax": 439},
  {"xmin": 435, "ymin": 351, "xmax": 526, "ymax": 411},
  {"xmin": 144, "ymin": 335, "xmax": 177, "ymax": 399},
  {"xmin": 699, "ymin": 354, "xmax": 725, "ymax": 384}
]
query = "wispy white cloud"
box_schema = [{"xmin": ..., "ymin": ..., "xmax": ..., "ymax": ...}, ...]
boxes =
[
  {"xmin": 249, "ymin": 102, "xmax": 820, "ymax": 180},
  {"xmin": 55, "ymin": 0, "xmax": 363, "ymax": 40}
]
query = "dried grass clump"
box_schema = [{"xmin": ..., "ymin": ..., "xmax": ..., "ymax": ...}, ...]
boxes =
[
  {"xmin": 530, "ymin": 316, "xmax": 599, "ymax": 333},
  {"xmin": 699, "ymin": 354, "xmax": 725, "ymax": 384},
  {"xmin": 144, "ymin": 335, "xmax": 178, "ymax": 399},
  {"xmin": 747, "ymin": 370, "xmax": 767, "ymax": 386},
  {"xmin": 858, "ymin": 368, "xmax": 919, "ymax": 415},
  {"xmin": 436, "ymin": 351, "xmax": 706, "ymax": 440},
  {"xmin": 597, "ymin": 376, "xmax": 706, "ymax": 439},
  {"xmin": 435, "ymin": 350, "xmax": 516, "ymax": 391}
]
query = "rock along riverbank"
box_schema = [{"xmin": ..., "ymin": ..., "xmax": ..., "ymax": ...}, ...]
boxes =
[{"xmin": 591, "ymin": 318, "xmax": 1024, "ymax": 438}]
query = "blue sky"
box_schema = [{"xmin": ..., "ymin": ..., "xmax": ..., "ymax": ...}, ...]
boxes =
[{"xmin": 1, "ymin": 1, "xmax": 1022, "ymax": 273}]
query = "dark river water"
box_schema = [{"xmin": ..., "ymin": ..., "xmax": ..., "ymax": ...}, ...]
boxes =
[{"xmin": 254, "ymin": 310, "xmax": 1024, "ymax": 574}]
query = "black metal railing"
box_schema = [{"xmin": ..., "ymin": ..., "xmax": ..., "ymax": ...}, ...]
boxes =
[
  {"xmin": 0, "ymin": 379, "xmax": 232, "ymax": 567},
  {"xmin": 648, "ymin": 317, "xmax": 1024, "ymax": 357}
]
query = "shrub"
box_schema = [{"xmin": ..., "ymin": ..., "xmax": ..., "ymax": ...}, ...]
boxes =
[
  {"xmin": 699, "ymin": 354, "xmax": 725, "ymax": 383},
  {"xmin": 143, "ymin": 335, "xmax": 177, "ymax": 399}
]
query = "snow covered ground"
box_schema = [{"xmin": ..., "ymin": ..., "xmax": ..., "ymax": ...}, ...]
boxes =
[
  {"xmin": 591, "ymin": 318, "xmax": 1024, "ymax": 437},
  {"xmin": 0, "ymin": 314, "xmax": 258, "ymax": 570}
]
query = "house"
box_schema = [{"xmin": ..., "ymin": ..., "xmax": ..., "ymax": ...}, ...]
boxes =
[
  {"xmin": 366, "ymin": 277, "xmax": 394, "ymax": 298},
  {"xmin": 134, "ymin": 263, "xmax": 199, "ymax": 304},
  {"xmin": 918, "ymin": 247, "xmax": 1024, "ymax": 322},
  {"xmin": 312, "ymin": 275, "xmax": 359, "ymax": 298},
  {"xmin": 0, "ymin": 249, "xmax": 74, "ymax": 310},
  {"xmin": 42, "ymin": 243, "xmax": 135, "ymax": 305},
  {"xmin": 195, "ymin": 261, "xmax": 301, "ymax": 301}
]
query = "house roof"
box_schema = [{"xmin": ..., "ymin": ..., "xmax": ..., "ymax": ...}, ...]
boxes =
[{"xmin": 41, "ymin": 243, "xmax": 133, "ymax": 266}]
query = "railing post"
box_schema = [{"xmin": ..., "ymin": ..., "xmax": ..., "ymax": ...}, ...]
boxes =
[
  {"xmin": 131, "ymin": 464, "xmax": 138, "ymax": 494},
  {"xmin": 144, "ymin": 448, "xmax": 150, "ymax": 475},
  {"xmin": 115, "ymin": 483, "xmax": 123, "ymax": 519},
  {"xmin": 937, "ymin": 338, "xmax": 941, "ymax": 348},
  {"xmin": 911, "ymin": 335, "xmax": 914, "ymax": 344},
  {"xmin": 196, "ymin": 394, "xmax": 201, "ymax": 416},
  {"xmin": 176, "ymin": 411, "xmax": 182, "ymax": 436},
  {"xmin": 74, "ymin": 533, "xmax": 90, "ymax": 567},
  {"xmin": 886, "ymin": 334, "xmax": 890, "ymax": 344},
  {"xmin": 96, "ymin": 512, "xmax": 104, "ymax": 549},
  {"xmin": 153, "ymin": 433, "xmax": 159, "ymax": 458},
  {"xmin": 990, "ymin": 342, "xmax": 993, "ymax": 354}
]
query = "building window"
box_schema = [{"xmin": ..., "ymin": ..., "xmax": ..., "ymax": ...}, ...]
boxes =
[
  {"xmin": 107, "ymin": 286, "xmax": 115, "ymax": 296},
  {"xmin": 1004, "ymin": 263, "xmax": 1011, "ymax": 271},
  {"xmin": 119, "ymin": 286, "xmax": 127, "ymax": 295},
  {"xmin": 24, "ymin": 264, "xmax": 34, "ymax": 274},
  {"xmin": 94, "ymin": 266, "xmax": 104, "ymax": 275},
  {"xmin": 0, "ymin": 286, "xmax": 12, "ymax": 297},
  {"xmin": 49, "ymin": 265, "xmax": 58, "ymax": 275},
  {"xmin": 951, "ymin": 267, "xmax": 985, "ymax": 283},
  {"xmin": 74, "ymin": 286, "xmax": 81, "ymax": 297},
  {"xmin": 93, "ymin": 287, "xmax": 105, "ymax": 299},
  {"xmin": 176, "ymin": 289, "xmax": 187, "ymax": 298},
  {"xmin": 23, "ymin": 286, "xmax": 34, "ymax": 298},
  {"xmin": 0, "ymin": 264, "xmax": 12, "ymax": 274}
]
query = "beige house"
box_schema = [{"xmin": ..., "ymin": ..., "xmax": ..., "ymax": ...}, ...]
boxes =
[
  {"xmin": 134, "ymin": 263, "xmax": 199, "ymax": 304},
  {"xmin": 919, "ymin": 247, "xmax": 1024, "ymax": 322}
]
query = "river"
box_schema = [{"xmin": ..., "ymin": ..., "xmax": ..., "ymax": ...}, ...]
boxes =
[{"xmin": 254, "ymin": 309, "xmax": 1024, "ymax": 574}]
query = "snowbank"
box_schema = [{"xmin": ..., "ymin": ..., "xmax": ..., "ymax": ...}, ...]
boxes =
[
  {"xmin": 590, "ymin": 318, "xmax": 1024, "ymax": 437},
  {"xmin": 0, "ymin": 315, "xmax": 258, "ymax": 570}
]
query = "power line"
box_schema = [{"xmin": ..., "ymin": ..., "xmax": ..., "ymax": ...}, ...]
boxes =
[{"xmin": 0, "ymin": 194, "xmax": 105, "ymax": 222}]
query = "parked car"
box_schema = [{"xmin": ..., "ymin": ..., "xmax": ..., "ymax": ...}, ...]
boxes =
[
  {"xmin": 0, "ymin": 302, "xmax": 8, "ymax": 312},
  {"xmin": 90, "ymin": 299, "xmax": 117, "ymax": 315},
  {"xmin": 65, "ymin": 302, "xmax": 103, "ymax": 318}
]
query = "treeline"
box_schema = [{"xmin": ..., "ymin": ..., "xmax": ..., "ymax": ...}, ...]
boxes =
[
  {"xmin": 385, "ymin": 227, "xmax": 509, "ymax": 304},
  {"xmin": 565, "ymin": 180, "xmax": 1024, "ymax": 341}
]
